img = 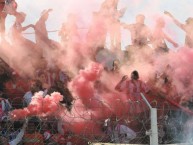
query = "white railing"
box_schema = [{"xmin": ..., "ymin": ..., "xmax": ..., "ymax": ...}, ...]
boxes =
[{"xmin": 141, "ymin": 93, "xmax": 158, "ymax": 145}]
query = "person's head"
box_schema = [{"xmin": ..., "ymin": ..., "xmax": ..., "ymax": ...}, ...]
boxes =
[
  {"xmin": 136, "ymin": 14, "xmax": 145, "ymax": 24},
  {"xmin": 156, "ymin": 17, "xmax": 165, "ymax": 28},
  {"xmin": 94, "ymin": 80, "xmax": 102, "ymax": 90},
  {"xmin": 16, "ymin": 12, "xmax": 26, "ymax": 23},
  {"xmin": 37, "ymin": 71, "xmax": 47, "ymax": 83},
  {"xmin": 113, "ymin": 59, "xmax": 120, "ymax": 68},
  {"xmin": 186, "ymin": 17, "xmax": 193, "ymax": 25},
  {"xmin": 55, "ymin": 80, "xmax": 64, "ymax": 89},
  {"xmin": 131, "ymin": 70, "xmax": 139, "ymax": 80},
  {"xmin": 30, "ymin": 80, "xmax": 43, "ymax": 94},
  {"xmin": 109, "ymin": 115, "xmax": 118, "ymax": 126}
]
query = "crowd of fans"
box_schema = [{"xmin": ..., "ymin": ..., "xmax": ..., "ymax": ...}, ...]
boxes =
[{"xmin": 0, "ymin": 0, "xmax": 193, "ymax": 144}]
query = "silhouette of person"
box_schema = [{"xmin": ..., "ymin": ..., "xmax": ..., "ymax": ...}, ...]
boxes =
[
  {"xmin": 122, "ymin": 14, "xmax": 152, "ymax": 47},
  {"xmin": 152, "ymin": 17, "xmax": 178, "ymax": 53},
  {"xmin": 165, "ymin": 11, "xmax": 193, "ymax": 48}
]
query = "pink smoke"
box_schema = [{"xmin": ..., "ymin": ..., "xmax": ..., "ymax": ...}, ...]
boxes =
[
  {"xmin": 4, "ymin": 0, "xmax": 193, "ymax": 143},
  {"xmin": 167, "ymin": 48, "xmax": 193, "ymax": 98},
  {"xmin": 71, "ymin": 62, "xmax": 103, "ymax": 108},
  {"xmin": 10, "ymin": 92, "xmax": 63, "ymax": 120},
  {"xmin": 69, "ymin": 121, "xmax": 103, "ymax": 137}
]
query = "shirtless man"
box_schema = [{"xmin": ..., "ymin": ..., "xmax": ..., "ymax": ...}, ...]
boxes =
[
  {"xmin": 165, "ymin": 11, "xmax": 193, "ymax": 48},
  {"xmin": 152, "ymin": 17, "xmax": 178, "ymax": 53},
  {"xmin": 122, "ymin": 14, "xmax": 152, "ymax": 48}
]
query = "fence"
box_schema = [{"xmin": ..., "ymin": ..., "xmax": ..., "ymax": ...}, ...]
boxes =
[{"xmin": 0, "ymin": 94, "xmax": 192, "ymax": 144}]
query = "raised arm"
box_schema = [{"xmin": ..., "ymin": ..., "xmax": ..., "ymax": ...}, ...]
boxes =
[
  {"xmin": 38, "ymin": 8, "xmax": 53, "ymax": 22},
  {"xmin": 115, "ymin": 75, "xmax": 128, "ymax": 91},
  {"xmin": 113, "ymin": 0, "xmax": 119, "ymax": 9},
  {"xmin": 164, "ymin": 11, "xmax": 185, "ymax": 31},
  {"xmin": 21, "ymin": 24, "xmax": 34, "ymax": 31},
  {"xmin": 121, "ymin": 23, "xmax": 132, "ymax": 30},
  {"xmin": 163, "ymin": 32, "xmax": 178, "ymax": 47},
  {"xmin": 117, "ymin": 7, "xmax": 127, "ymax": 18}
]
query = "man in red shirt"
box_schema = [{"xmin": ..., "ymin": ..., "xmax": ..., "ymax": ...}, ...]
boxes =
[{"xmin": 115, "ymin": 70, "xmax": 150, "ymax": 114}]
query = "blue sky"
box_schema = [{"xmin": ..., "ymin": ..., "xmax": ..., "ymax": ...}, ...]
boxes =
[{"xmin": 5, "ymin": 0, "xmax": 193, "ymax": 49}]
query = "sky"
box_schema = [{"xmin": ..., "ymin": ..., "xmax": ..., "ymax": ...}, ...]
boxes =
[{"xmin": 5, "ymin": 0, "xmax": 193, "ymax": 49}]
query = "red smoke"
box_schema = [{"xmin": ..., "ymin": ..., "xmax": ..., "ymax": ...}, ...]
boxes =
[
  {"xmin": 69, "ymin": 121, "xmax": 103, "ymax": 137},
  {"xmin": 5, "ymin": 1, "xmax": 193, "ymax": 143},
  {"xmin": 99, "ymin": 93, "xmax": 129, "ymax": 118},
  {"xmin": 10, "ymin": 92, "xmax": 63, "ymax": 120},
  {"xmin": 71, "ymin": 62, "xmax": 103, "ymax": 108},
  {"xmin": 70, "ymin": 61, "xmax": 134, "ymax": 120}
]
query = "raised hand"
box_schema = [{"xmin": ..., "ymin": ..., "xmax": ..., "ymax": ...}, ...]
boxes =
[
  {"xmin": 164, "ymin": 11, "xmax": 173, "ymax": 18},
  {"xmin": 121, "ymin": 75, "xmax": 128, "ymax": 81},
  {"xmin": 119, "ymin": 7, "xmax": 127, "ymax": 17}
]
